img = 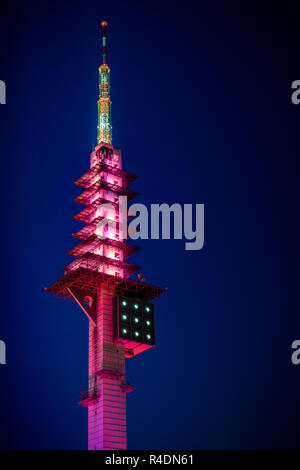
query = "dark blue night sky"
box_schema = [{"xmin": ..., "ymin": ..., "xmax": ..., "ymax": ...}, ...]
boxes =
[{"xmin": 0, "ymin": 0, "xmax": 300, "ymax": 449}]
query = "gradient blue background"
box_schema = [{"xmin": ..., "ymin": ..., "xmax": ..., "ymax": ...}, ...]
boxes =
[{"xmin": 0, "ymin": 0, "xmax": 300, "ymax": 449}]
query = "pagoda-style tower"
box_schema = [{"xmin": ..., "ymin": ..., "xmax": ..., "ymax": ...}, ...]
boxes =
[{"xmin": 46, "ymin": 21, "xmax": 166, "ymax": 450}]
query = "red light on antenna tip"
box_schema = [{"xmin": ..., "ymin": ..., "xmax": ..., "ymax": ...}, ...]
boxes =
[{"xmin": 101, "ymin": 21, "xmax": 107, "ymax": 26}]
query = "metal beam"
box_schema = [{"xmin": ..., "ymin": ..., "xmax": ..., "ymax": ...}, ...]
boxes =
[{"xmin": 67, "ymin": 287, "xmax": 97, "ymax": 326}]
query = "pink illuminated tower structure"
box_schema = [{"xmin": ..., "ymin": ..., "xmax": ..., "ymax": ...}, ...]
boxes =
[{"xmin": 46, "ymin": 21, "xmax": 166, "ymax": 450}]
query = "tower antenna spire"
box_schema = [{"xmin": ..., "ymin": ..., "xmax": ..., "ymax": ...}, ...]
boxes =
[
  {"xmin": 101, "ymin": 20, "xmax": 107, "ymax": 64},
  {"xmin": 97, "ymin": 20, "xmax": 112, "ymax": 144}
]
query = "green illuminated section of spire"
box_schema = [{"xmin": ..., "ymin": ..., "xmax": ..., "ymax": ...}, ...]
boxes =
[
  {"xmin": 97, "ymin": 21, "xmax": 112, "ymax": 145},
  {"xmin": 97, "ymin": 64, "xmax": 112, "ymax": 144}
]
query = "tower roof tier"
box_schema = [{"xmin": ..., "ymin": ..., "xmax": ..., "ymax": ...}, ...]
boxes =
[
  {"xmin": 73, "ymin": 217, "xmax": 121, "ymax": 239},
  {"xmin": 75, "ymin": 162, "xmax": 138, "ymax": 189},
  {"xmin": 74, "ymin": 181, "xmax": 138, "ymax": 206},
  {"xmin": 63, "ymin": 252, "xmax": 140, "ymax": 278},
  {"xmin": 72, "ymin": 215, "xmax": 132, "ymax": 240},
  {"xmin": 74, "ymin": 196, "xmax": 120, "ymax": 223},
  {"xmin": 72, "ymin": 216, "xmax": 107, "ymax": 239},
  {"xmin": 68, "ymin": 234, "xmax": 140, "ymax": 260}
]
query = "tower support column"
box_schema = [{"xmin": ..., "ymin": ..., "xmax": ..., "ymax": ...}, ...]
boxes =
[{"xmin": 88, "ymin": 286, "xmax": 127, "ymax": 450}]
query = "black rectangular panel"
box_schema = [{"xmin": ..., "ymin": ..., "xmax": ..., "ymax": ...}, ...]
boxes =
[{"xmin": 114, "ymin": 296, "xmax": 155, "ymax": 345}]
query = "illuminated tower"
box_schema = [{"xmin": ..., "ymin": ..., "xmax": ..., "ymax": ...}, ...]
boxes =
[{"xmin": 45, "ymin": 21, "xmax": 166, "ymax": 450}]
